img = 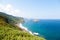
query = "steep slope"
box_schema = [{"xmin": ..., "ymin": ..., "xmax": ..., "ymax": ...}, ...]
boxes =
[
  {"xmin": 0, "ymin": 12, "xmax": 24, "ymax": 25},
  {"xmin": 0, "ymin": 12, "xmax": 46, "ymax": 40}
]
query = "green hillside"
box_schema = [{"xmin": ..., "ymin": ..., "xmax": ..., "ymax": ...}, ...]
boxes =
[
  {"xmin": 0, "ymin": 12, "xmax": 24, "ymax": 25},
  {"xmin": 0, "ymin": 12, "xmax": 46, "ymax": 40}
]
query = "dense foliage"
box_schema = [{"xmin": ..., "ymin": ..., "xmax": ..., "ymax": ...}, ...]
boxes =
[
  {"xmin": 0, "ymin": 12, "xmax": 45, "ymax": 40},
  {"xmin": 0, "ymin": 12, "xmax": 24, "ymax": 25}
]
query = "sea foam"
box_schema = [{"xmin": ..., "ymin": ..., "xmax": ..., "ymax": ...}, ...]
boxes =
[
  {"xmin": 19, "ymin": 23, "xmax": 33, "ymax": 35},
  {"xmin": 19, "ymin": 23, "xmax": 39, "ymax": 35}
]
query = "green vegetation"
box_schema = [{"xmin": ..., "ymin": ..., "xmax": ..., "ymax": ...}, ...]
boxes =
[
  {"xmin": 0, "ymin": 12, "xmax": 46, "ymax": 40},
  {"xmin": 0, "ymin": 12, "xmax": 24, "ymax": 25}
]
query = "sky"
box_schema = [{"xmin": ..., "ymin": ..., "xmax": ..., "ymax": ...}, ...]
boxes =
[{"xmin": 0, "ymin": 0, "xmax": 60, "ymax": 19}]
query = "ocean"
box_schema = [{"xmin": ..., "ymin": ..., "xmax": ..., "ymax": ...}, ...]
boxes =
[{"xmin": 23, "ymin": 19, "xmax": 60, "ymax": 40}]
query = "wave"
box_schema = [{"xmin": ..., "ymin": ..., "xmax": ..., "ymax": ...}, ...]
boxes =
[
  {"xmin": 19, "ymin": 23, "xmax": 39, "ymax": 35},
  {"xmin": 33, "ymin": 32, "xmax": 39, "ymax": 35},
  {"xmin": 19, "ymin": 23, "xmax": 33, "ymax": 35}
]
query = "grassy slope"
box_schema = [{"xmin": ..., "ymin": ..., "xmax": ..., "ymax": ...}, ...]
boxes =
[{"xmin": 0, "ymin": 17, "xmax": 46, "ymax": 40}]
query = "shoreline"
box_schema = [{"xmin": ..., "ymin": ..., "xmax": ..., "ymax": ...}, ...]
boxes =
[{"xmin": 17, "ymin": 23, "xmax": 39, "ymax": 36}]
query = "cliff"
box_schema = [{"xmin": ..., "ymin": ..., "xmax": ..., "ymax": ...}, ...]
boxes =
[{"xmin": 0, "ymin": 12, "xmax": 45, "ymax": 40}]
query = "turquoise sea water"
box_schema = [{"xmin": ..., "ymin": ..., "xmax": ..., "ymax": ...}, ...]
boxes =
[{"xmin": 23, "ymin": 20, "xmax": 60, "ymax": 40}]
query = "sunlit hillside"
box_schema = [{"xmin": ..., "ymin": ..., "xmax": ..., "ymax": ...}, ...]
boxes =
[{"xmin": 0, "ymin": 12, "xmax": 45, "ymax": 40}]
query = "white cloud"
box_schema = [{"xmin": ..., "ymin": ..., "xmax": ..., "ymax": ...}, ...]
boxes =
[
  {"xmin": 0, "ymin": 4, "xmax": 33, "ymax": 19},
  {"xmin": 0, "ymin": 4, "xmax": 21, "ymax": 17}
]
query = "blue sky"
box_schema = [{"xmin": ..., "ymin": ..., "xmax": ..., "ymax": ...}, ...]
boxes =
[{"xmin": 0, "ymin": 0, "xmax": 60, "ymax": 19}]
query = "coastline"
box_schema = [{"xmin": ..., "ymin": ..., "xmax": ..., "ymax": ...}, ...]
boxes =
[{"xmin": 16, "ymin": 23, "xmax": 39, "ymax": 35}]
